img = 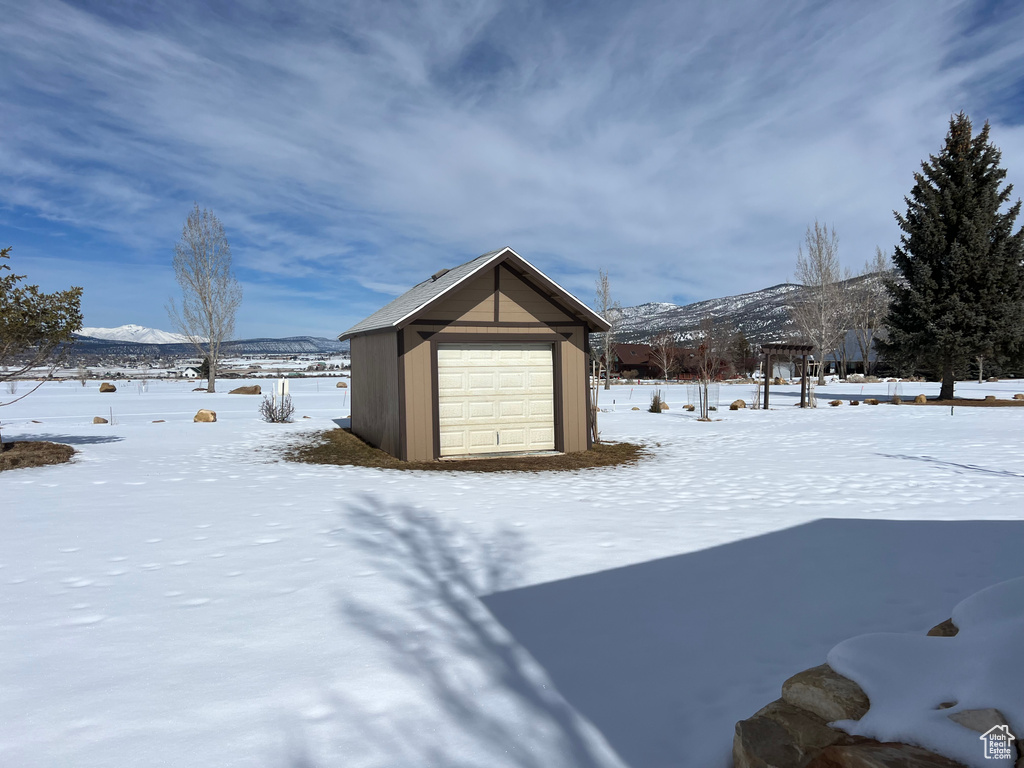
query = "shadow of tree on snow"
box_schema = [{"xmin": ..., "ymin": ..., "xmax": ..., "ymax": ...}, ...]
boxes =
[{"xmin": 328, "ymin": 495, "xmax": 624, "ymax": 768}]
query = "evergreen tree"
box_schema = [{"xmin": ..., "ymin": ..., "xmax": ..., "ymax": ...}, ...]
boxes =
[
  {"xmin": 880, "ymin": 113, "xmax": 1024, "ymax": 399},
  {"xmin": 1, "ymin": 246, "xmax": 83, "ymax": 438}
]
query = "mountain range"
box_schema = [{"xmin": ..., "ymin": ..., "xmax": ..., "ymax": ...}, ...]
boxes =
[
  {"xmin": 79, "ymin": 324, "xmax": 195, "ymax": 344},
  {"xmin": 613, "ymin": 273, "xmax": 885, "ymax": 345},
  {"xmin": 73, "ymin": 273, "xmax": 886, "ymax": 358},
  {"xmin": 70, "ymin": 325, "xmax": 348, "ymax": 357}
]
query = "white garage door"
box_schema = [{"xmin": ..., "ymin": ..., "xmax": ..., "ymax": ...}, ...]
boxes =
[{"xmin": 437, "ymin": 343, "xmax": 555, "ymax": 457}]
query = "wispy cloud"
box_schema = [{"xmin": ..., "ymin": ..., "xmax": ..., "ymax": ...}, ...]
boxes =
[{"xmin": 2, "ymin": 0, "xmax": 1023, "ymax": 336}]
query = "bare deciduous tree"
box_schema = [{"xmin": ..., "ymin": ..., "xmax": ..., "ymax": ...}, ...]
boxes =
[
  {"xmin": 791, "ymin": 221, "xmax": 849, "ymax": 384},
  {"xmin": 649, "ymin": 330, "xmax": 678, "ymax": 381},
  {"xmin": 167, "ymin": 205, "xmax": 242, "ymax": 393},
  {"xmin": 594, "ymin": 269, "xmax": 621, "ymax": 390},
  {"xmin": 694, "ymin": 316, "xmax": 729, "ymax": 419},
  {"xmin": 848, "ymin": 247, "xmax": 892, "ymax": 376}
]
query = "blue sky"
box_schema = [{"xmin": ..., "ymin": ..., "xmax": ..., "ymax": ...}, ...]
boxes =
[{"xmin": 2, "ymin": 1, "xmax": 1023, "ymax": 338}]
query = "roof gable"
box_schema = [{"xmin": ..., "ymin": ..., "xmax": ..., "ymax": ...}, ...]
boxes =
[{"xmin": 340, "ymin": 247, "xmax": 610, "ymax": 339}]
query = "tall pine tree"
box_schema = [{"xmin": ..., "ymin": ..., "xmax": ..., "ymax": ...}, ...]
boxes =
[{"xmin": 881, "ymin": 112, "xmax": 1024, "ymax": 399}]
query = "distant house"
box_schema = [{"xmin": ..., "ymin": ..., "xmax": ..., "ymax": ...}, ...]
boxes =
[
  {"xmin": 339, "ymin": 247, "xmax": 610, "ymax": 461},
  {"xmin": 826, "ymin": 328, "xmax": 888, "ymax": 376},
  {"xmin": 609, "ymin": 343, "xmax": 658, "ymax": 378},
  {"xmin": 181, "ymin": 366, "xmax": 202, "ymax": 379}
]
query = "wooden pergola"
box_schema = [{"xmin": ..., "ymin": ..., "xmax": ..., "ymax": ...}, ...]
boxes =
[{"xmin": 761, "ymin": 343, "xmax": 815, "ymax": 408}]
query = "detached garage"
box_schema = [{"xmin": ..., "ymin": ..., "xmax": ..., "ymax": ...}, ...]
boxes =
[{"xmin": 339, "ymin": 247, "xmax": 611, "ymax": 461}]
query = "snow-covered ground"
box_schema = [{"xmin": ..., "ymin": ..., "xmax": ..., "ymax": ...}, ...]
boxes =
[{"xmin": 1, "ymin": 378, "xmax": 1022, "ymax": 767}]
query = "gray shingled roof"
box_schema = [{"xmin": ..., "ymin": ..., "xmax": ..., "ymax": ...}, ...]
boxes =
[{"xmin": 339, "ymin": 247, "xmax": 609, "ymax": 339}]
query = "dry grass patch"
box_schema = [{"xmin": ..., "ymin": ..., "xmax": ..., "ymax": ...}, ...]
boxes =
[
  {"xmin": 908, "ymin": 397, "xmax": 1024, "ymax": 407},
  {"xmin": 285, "ymin": 428, "xmax": 647, "ymax": 472},
  {"xmin": 0, "ymin": 440, "xmax": 75, "ymax": 471}
]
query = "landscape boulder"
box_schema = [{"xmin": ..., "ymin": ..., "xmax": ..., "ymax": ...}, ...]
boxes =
[
  {"xmin": 850, "ymin": 400, "xmax": 860, "ymax": 406},
  {"xmin": 731, "ymin": 399, "xmax": 747, "ymax": 410},
  {"xmin": 808, "ymin": 742, "xmax": 968, "ymax": 768},
  {"xmin": 99, "ymin": 382, "xmax": 116, "ymax": 393},
  {"xmin": 734, "ymin": 699, "xmax": 852, "ymax": 768},
  {"xmin": 914, "ymin": 394, "xmax": 927, "ymax": 404},
  {"xmin": 947, "ymin": 708, "xmax": 1012, "ymax": 735},
  {"xmin": 229, "ymin": 385, "xmax": 261, "ymax": 395},
  {"xmin": 193, "ymin": 409, "xmax": 217, "ymax": 423},
  {"xmin": 336, "ymin": 381, "xmax": 348, "ymax": 388},
  {"xmin": 781, "ymin": 664, "xmax": 870, "ymax": 722},
  {"xmin": 926, "ymin": 618, "xmax": 958, "ymax": 637},
  {"xmin": 984, "ymin": 395, "xmax": 996, "ymax": 401},
  {"xmin": 829, "ymin": 400, "xmax": 842, "ymax": 407},
  {"xmin": 93, "ymin": 416, "xmax": 108, "ymax": 424}
]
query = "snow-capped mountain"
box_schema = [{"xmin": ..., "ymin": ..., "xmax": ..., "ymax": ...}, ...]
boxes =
[
  {"xmin": 78, "ymin": 324, "xmax": 195, "ymax": 344},
  {"xmin": 613, "ymin": 273, "xmax": 887, "ymax": 345}
]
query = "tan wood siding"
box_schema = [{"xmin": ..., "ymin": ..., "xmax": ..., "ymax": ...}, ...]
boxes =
[
  {"xmin": 419, "ymin": 272, "xmax": 495, "ymax": 322},
  {"xmin": 401, "ymin": 327, "xmax": 435, "ymax": 462},
  {"xmin": 560, "ymin": 327, "xmax": 588, "ymax": 453},
  {"xmin": 499, "ymin": 268, "xmax": 573, "ymax": 323},
  {"xmin": 350, "ymin": 331, "xmax": 401, "ymax": 456}
]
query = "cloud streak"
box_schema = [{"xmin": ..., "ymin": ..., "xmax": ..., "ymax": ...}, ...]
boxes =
[{"xmin": 2, "ymin": 0, "xmax": 1023, "ymax": 335}]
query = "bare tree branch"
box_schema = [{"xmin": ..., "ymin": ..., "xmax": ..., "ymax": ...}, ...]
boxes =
[
  {"xmin": 791, "ymin": 221, "xmax": 849, "ymax": 384},
  {"xmin": 594, "ymin": 269, "xmax": 621, "ymax": 390},
  {"xmin": 166, "ymin": 205, "xmax": 242, "ymax": 393},
  {"xmin": 648, "ymin": 331, "xmax": 678, "ymax": 381},
  {"xmin": 848, "ymin": 247, "xmax": 892, "ymax": 376}
]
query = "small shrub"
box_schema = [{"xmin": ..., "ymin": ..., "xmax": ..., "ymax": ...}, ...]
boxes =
[
  {"xmin": 631, "ymin": 406, "xmax": 640, "ymax": 411},
  {"xmin": 892, "ymin": 395, "xmax": 901, "ymax": 405},
  {"xmin": 915, "ymin": 394, "xmax": 927, "ymax": 404},
  {"xmin": 660, "ymin": 402, "xmax": 670, "ymax": 411},
  {"xmin": 260, "ymin": 394, "xmax": 295, "ymax": 423},
  {"xmin": 684, "ymin": 404, "xmax": 695, "ymax": 412},
  {"xmin": 865, "ymin": 398, "xmax": 880, "ymax": 405},
  {"xmin": 649, "ymin": 389, "xmax": 664, "ymax": 413},
  {"xmin": 829, "ymin": 400, "xmax": 841, "ymax": 407},
  {"xmin": 850, "ymin": 400, "xmax": 860, "ymax": 406}
]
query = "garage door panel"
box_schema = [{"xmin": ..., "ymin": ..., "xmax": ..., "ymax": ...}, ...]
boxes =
[
  {"xmin": 528, "ymin": 399, "xmax": 553, "ymax": 417},
  {"xmin": 438, "ymin": 402, "xmax": 467, "ymax": 420},
  {"xmin": 498, "ymin": 399, "xmax": 526, "ymax": 418},
  {"xmin": 468, "ymin": 429, "xmax": 498, "ymax": 448},
  {"xmin": 437, "ymin": 342, "xmax": 556, "ymax": 457},
  {"xmin": 438, "ymin": 372, "xmax": 467, "ymax": 390},
  {"xmin": 468, "ymin": 401, "xmax": 497, "ymax": 419}
]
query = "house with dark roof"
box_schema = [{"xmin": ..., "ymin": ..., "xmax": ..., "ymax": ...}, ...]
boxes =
[{"xmin": 339, "ymin": 247, "xmax": 610, "ymax": 461}]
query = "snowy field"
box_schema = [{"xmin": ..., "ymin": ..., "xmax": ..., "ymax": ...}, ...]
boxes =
[{"xmin": 1, "ymin": 378, "xmax": 1023, "ymax": 767}]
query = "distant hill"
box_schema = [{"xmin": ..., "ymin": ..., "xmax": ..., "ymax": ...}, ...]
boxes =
[
  {"xmin": 68, "ymin": 333, "xmax": 349, "ymax": 358},
  {"xmin": 614, "ymin": 273, "xmax": 886, "ymax": 345}
]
